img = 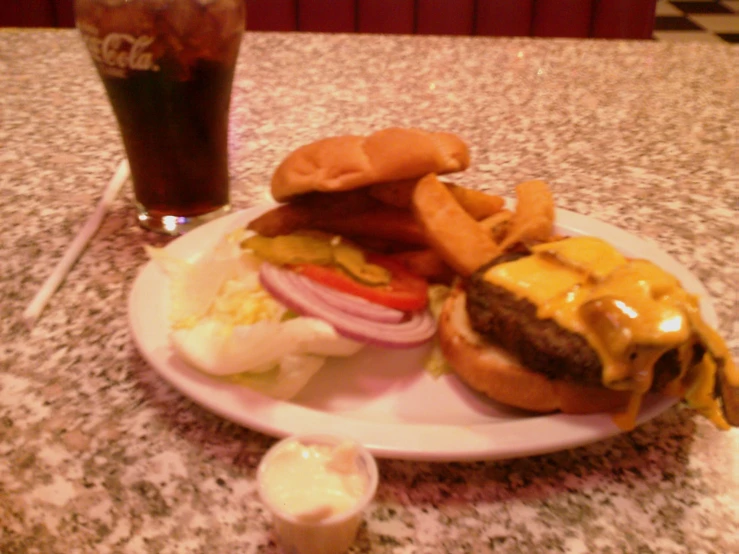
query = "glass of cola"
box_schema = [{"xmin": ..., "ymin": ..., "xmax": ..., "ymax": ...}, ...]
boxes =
[{"xmin": 75, "ymin": 0, "xmax": 245, "ymax": 235}]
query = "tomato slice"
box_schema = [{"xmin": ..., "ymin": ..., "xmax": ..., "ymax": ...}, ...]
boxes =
[{"xmin": 292, "ymin": 254, "xmax": 429, "ymax": 312}]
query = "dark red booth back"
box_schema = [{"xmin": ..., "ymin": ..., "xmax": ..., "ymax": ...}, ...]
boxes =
[
  {"xmin": 244, "ymin": 0, "xmax": 657, "ymax": 39},
  {"xmin": 0, "ymin": 0, "xmax": 57, "ymax": 27},
  {"xmin": 1, "ymin": 0, "xmax": 657, "ymax": 40}
]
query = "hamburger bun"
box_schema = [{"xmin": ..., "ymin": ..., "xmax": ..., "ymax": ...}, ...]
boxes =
[
  {"xmin": 271, "ymin": 127, "xmax": 470, "ymax": 201},
  {"xmin": 437, "ymin": 287, "xmax": 632, "ymax": 415}
]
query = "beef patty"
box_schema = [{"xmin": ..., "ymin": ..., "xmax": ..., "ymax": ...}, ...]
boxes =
[{"xmin": 465, "ymin": 253, "xmax": 689, "ymax": 390}]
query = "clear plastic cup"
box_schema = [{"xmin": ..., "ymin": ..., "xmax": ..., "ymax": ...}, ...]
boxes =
[
  {"xmin": 74, "ymin": 0, "xmax": 245, "ymax": 235},
  {"xmin": 257, "ymin": 434, "xmax": 379, "ymax": 554}
]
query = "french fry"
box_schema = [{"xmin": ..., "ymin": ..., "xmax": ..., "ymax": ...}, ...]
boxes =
[
  {"xmin": 447, "ymin": 184, "xmax": 505, "ymax": 220},
  {"xmin": 411, "ymin": 174, "xmax": 501, "ymax": 276},
  {"xmin": 499, "ymin": 180, "xmax": 555, "ymax": 250},
  {"xmin": 388, "ymin": 249, "xmax": 455, "ymax": 283}
]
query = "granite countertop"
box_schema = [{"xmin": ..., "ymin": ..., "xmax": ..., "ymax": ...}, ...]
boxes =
[{"xmin": 1, "ymin": 29, "xmax": 737, "ymax": 553}]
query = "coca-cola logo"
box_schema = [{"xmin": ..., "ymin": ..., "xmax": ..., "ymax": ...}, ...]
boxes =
[{"xmin": 82, "ymin": 31, "xmax": 160, "ymax": 75}]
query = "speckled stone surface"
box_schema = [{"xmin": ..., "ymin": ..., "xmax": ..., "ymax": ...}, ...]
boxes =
[{"xmin": 1, "ymin": 29, "xmax": 737, "ymax": 554}]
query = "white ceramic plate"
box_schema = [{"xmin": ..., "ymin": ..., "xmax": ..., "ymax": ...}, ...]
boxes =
[{"xmin": 128, "ymin": 206, "xmax": 717, "ymax": 462}]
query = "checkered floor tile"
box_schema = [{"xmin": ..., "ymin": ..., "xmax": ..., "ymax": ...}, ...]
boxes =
[{"xmin": 654, "ymin": 0, "xmax": 739, "ymax": 43}]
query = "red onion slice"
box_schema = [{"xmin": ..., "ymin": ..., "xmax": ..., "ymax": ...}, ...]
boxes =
[
  {"xmin": 259, "ymin": 263, "xmax": 436, "ymax": 349},
  {"xmin": 295, "ymin": 273, "xmax": 405, "ymax": 324}
]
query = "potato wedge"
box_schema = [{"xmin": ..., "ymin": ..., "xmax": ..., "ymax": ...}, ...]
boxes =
[
  {"xmin": 371, "ymin": 179, "xmax": 505, "ymax": 221},
  {"xmin": 447, "ymin": 184, "xmax": 505, "ymax": 220},
  {"xmin": 499, "ymin": 180, "xmax": 555, "ymax": 250},
  {"xmin": 411, "ymin": 174, "xmax": 501, "ymax": 276},
  {"xmin": 479, "ymin": 209, "xmax": 513, "ymax": 242},
  {"xmin": 479, "ymin": 209, "xmax": 513, "ymax": 231}
]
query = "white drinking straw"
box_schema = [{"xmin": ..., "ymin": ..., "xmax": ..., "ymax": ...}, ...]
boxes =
[{"xmin": 22, "ymin": 159, "xmax": 131, "ymax": 328}]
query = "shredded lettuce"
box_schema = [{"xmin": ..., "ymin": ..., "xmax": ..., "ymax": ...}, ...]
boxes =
[
  {"xmin": 224, "ymin": 354, "xmax": 326, "ymax": 400},
  {"xmin": 424, "ymin": 343, "xmax": 452, "ymax": 379},
  {"xmin": 424, "ymin": 284, "xmax": 453, "ymax": 378},
  {"xmin": 149, "ymin": 229, "xmax": 364, "ymax": 401}
]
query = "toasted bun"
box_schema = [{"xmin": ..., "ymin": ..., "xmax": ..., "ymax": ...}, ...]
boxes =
[
  {"xmin": 271, "ymin": 128, "xmax": 470, "ymax": 201},
  {"xmin": 438, "ymin": 288, "xmax": 632, "ymax": 414}
]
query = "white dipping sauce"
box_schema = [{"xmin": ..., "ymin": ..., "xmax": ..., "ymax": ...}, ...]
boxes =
[{"xmin": 259, "ymin": 440, "xmax": 368, "ymax": 523}]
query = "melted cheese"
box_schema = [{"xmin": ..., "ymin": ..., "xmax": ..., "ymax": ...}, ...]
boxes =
[
  {"xmin": 531, "ymin": 236, "xmax": 627, "ymax": 280},
  {"xmin": 684, "ymin": 355, "xmax": 730, "ymax": 430},
  {"xmin": 484, "ymin": 236, "xmax": 733, "ymax": 430},
  {"xmin": 484, "ymin": 255, "xmax": 587, "ymax": 306}
]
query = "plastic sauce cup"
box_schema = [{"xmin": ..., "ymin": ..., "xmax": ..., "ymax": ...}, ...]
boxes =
[{"xmin": 257, "ymin": 434, "xmax": 379, "ymax": 554}]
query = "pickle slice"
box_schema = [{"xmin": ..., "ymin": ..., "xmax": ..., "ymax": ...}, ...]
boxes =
[
  {"xmin": 334, "ymin": 244, "xmax": 390, "ymax": 285},
  {"xmin": 243, "ymin": 233, "xmax": 391, "ymax": 286},
  {"xmin": 242, "ymin": 235, "xmax": 333, "ymax": 265}
]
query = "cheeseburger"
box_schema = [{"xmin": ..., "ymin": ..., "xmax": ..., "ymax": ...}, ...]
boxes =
[
  {"xmin": 246, "ymin": 127, "xmax": 737, "ymax": 431},
  {"xmin": 438, "ymin": 235, "xmax": 738, "ymax": 430}
]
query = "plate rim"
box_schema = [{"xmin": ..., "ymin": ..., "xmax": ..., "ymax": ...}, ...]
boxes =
[{"xmin": 127, "ymin": 205, "xmax": 716, "ymax": 462}]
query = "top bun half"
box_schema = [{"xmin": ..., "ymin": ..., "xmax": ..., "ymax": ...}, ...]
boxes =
[{"xmin": 270, "ymin": 127, "xmax": 470, "ymax": 202}]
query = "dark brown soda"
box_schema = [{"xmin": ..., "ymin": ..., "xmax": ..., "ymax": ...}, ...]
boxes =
[{"xmin": 100, "ymin": 57, "xmax": 236, "ymax": 218}]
